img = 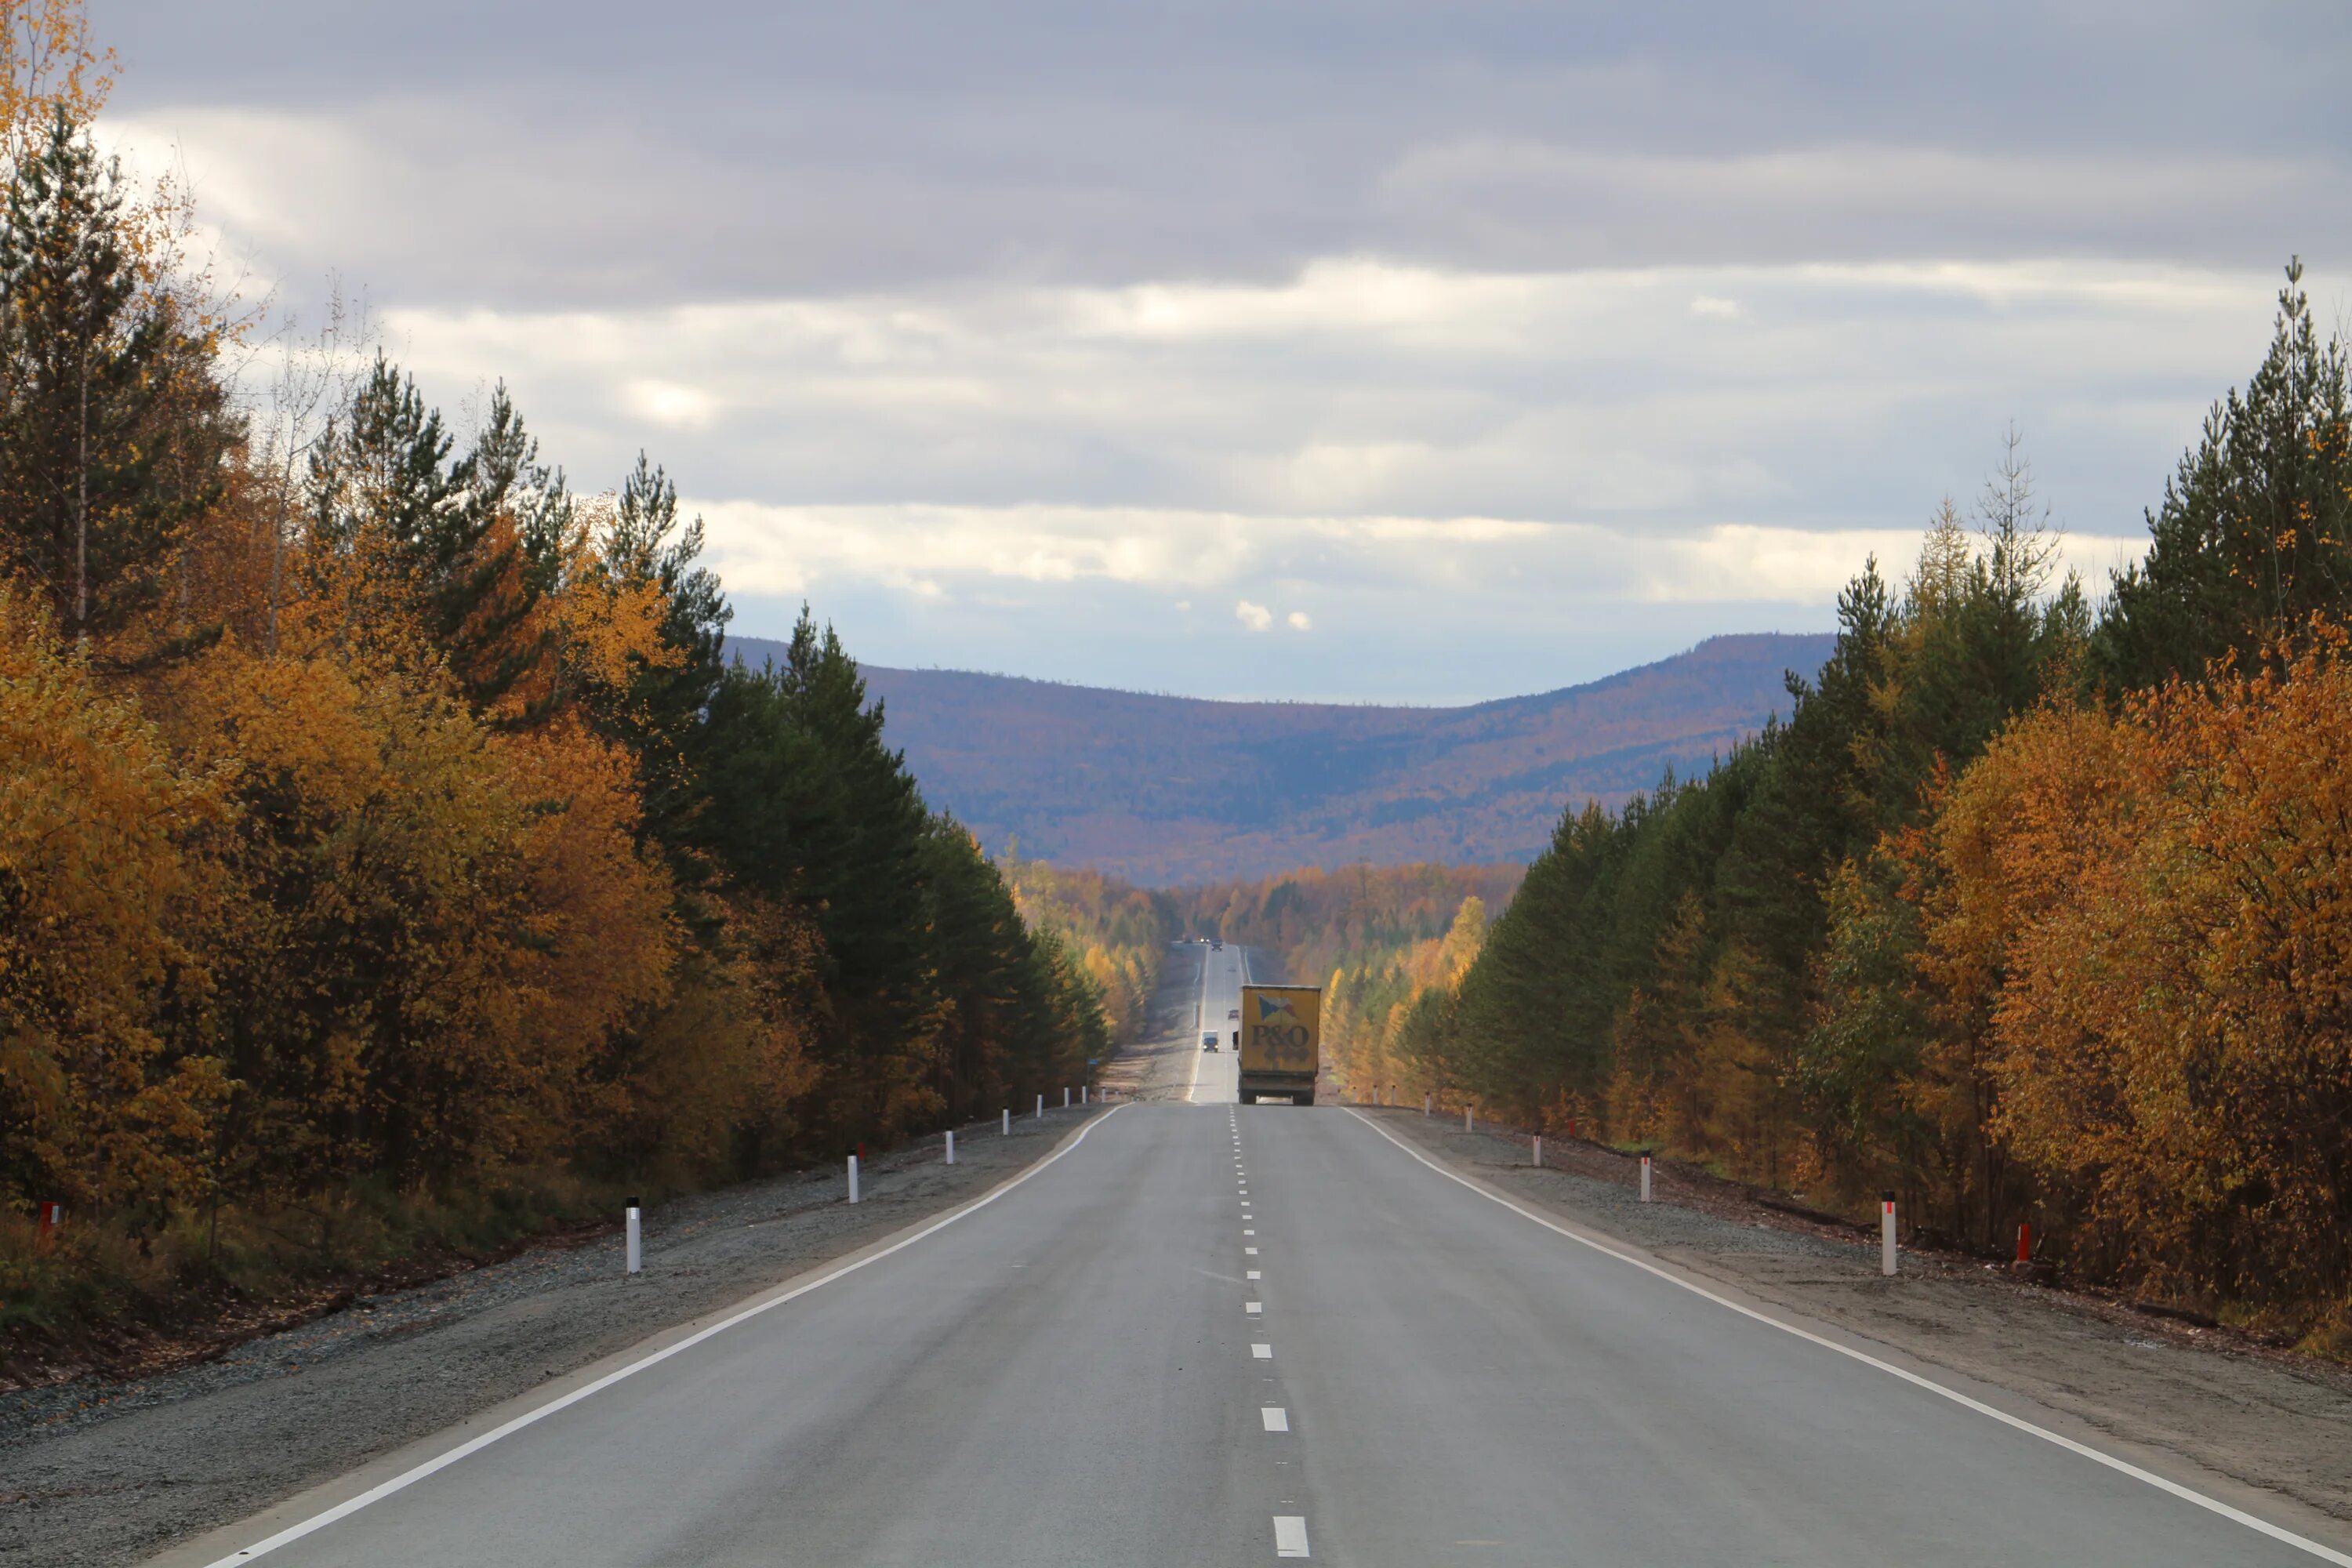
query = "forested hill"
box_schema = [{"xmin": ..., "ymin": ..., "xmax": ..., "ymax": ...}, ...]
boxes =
[{"xmin": 724, "ymin": 633, "xmax": 1835, "ymax": 884}]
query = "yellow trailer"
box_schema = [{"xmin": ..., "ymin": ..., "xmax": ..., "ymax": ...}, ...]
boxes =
[{"xmin": 1238, "ymin": 985, "xmax": 1320, "ymax": 1105}]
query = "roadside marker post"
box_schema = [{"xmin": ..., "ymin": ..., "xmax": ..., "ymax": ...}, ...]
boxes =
[
  {"xmin": 1003, "ymin": 1109, "xmax": 1010, "ymax": 1135},
  {"xmin": 2016, "ymin": 1221, "xmax": 2031, "ymax": 1265},
  {"xmin": 848, "ymin": 1155, "xmax": 861, "ymax": 1205},
  {"xmin": 1064, "ymin": 1087, "xmax": 1071, "ymax": 1109},
  {"xmin": 33, "ymin": 1200, "xmax": 61, "ymax": 1250},
  {"xmin": 1082, "ymin": 1085, "xmax": 1089, "ymax": 1105},
  {"xmin": 1639, "ymin": 1153, "xmax": 1653, "ymax": 1203},
  {"xmin": 1882, "ymin": 1191, "xmax": 1898, "ymax": 1276},
  {"xmin": 1424, "ymin": 1094, "xmax": 1432, "ymax": 1116},
  {"xmin": 625, "ymin": 1197, "xmax": 642, "ymax": 1276},
  {"xmin": 1465, "ymin": 1105, "xmax": 1473, "ymax": 1133},
  {"xmin": 1036, "ymin": 1094, "xmax": 1044, "ymax": 1120},
  {"xmin": 1534, "ymin": 1135, "xmax": 1542, "ymax": 1168},
  {"xmin": 946, "ymin": 1131, "xmax": 956, "ymax": 1166}
]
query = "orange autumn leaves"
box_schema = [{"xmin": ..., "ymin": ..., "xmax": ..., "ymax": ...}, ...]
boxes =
[
  {"xmin": 1936, "ymin": 636, "xmax": 2352, "ymax": 1308},
  {"xmin": 178, "ymin": 642, "xmax": 678, "ymax": 1184},
  {"xmin": 0, "ymin": 550, "xmax": 695, "ymax": 1212},
  {"xmin": 0, "ymin": 585, "xmax": 222, "ymax": 1210}
]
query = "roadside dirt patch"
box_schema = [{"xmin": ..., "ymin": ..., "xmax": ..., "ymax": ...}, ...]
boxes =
[
  {"xmin": 1366, "ymin": 1105, "xmax": 2352, "ymax": 1529},
  {"xmin": 1103, "ymin": 942, "xmax": 1217, "ymax": 1103},
  {"xmin": 0, "ymin": 1109, "xmax": 1105, "ymax": 1568}
]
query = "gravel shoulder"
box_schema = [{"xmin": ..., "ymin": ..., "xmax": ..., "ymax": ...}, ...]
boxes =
[
  {"xmin": 1363, "ymin": 1105, "xmax": 2352, "ymax": 1533},
  {"xmin": 0, "ymin": 1109, "xmax": 1105, "ymax": 1568}
]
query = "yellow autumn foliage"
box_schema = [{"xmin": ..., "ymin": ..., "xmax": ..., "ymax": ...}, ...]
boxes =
[{"xmin": 1940, "ymin": 634, "xmax": 2352, "ymax": 1309}]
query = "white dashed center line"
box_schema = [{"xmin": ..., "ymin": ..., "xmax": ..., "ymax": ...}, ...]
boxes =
[
  {"xmin": 1262, "ymin": 1407, "xmax": 1290, "ymax": 1432},
  {"xmin": 1252, "ymin": 1343, "xmax": 1272, "ymax": 1359},
  {"xmin": 1245, "ymin": 1246, "xmax": 1258, "ymax": 1254},
  {"xmin": 1273, "ymin": 1515, "xmax": 1311, "ymax": 1557},
  {"xmin": 1247, "ymin": 1269, "xmax": 1261, "ymax": 1279},
  {"xmin": 1245, "ymin": 1301, "xmax": 1263, "ymax": 1314}
]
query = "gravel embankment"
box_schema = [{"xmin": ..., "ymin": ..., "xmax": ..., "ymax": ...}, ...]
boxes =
[
  {"xmin": 0, "ymin": 1109, "xmax": 1104, "ymax": 1568},
  {"xmin": 1364, "ymin": 1105, "xmax": 2352, "ymax": 1529}
]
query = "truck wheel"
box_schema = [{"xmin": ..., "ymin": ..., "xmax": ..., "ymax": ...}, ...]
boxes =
[{"xmin": 1294, "ymin": 1091, "xmax": 1314, "ymax": 1106}]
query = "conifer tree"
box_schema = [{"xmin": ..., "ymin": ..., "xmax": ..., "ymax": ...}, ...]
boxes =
[
  {"xmin": 2093, "ymin": 259, "xmax": 2352, "ymax": 691},
  {"xmin": 307, "ymin": 357, "xmax": 554, "ymax": 710},
  {"xmin": 590, "ymin": 454, "xmax": 730, "ymax": 858},
  {"xmin": 443, "ymin": 381, "xmax": 565, "ymax": 713},
  {"xmin": 0, "ymin": 107, "xmax": 214, "ymax": 644}
]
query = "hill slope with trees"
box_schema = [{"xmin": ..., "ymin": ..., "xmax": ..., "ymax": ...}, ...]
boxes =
[{"xmin": 727, "ymin": 633, "xmax": 1835, "ymax": 884}]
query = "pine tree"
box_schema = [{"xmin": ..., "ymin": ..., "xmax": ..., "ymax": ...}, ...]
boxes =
[
  {"xmin": 694, "ymin": 608, "xmax": 935, "ymax": 1143},
  {"xmin": 0, "ymin": 107, "xmax": 216, "ymax": 644},
  {"xmin": 590, "ymin": 454, "xmax": 730, "ymax": 858},
  {"xmin": 443, "ymin": 382, "xmax": 566, "ymax": 713},
  {"xmin": 2092, "ymin": 259, "xmax": 2352, "ymax": 691},
  {"xmin": 307, "ymin": 357, "xmax": 554, "ymax": 710}
]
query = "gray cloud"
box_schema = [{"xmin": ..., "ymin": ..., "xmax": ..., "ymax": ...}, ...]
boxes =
[
  {"xmin": 101, "ymin": 1, "xmax": 2351, "ymax": 307},
  {"xmin": 82, "ymin": 0, "xmax": 2352, "ymax": 698}
]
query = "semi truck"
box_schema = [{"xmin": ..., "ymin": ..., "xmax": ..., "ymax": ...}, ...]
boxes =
[{"xmin": 1237, "ymin": 985, "xmax": 1321, "ymax": 1105}]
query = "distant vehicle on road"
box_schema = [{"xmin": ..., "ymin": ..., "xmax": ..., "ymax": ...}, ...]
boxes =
[
  {"xmin": 1200, "ymin": 1031, "xmax": 1219, "ymax": 1052},
  {"xmin": 1238, "ymin": 985, "xmax": 1320, "ymax": 1105},
  {"xmin": 1227, "ymin": 1007, "xmax": 1240, "ymax": 1020},
  {"xmin": 1210, "ymin": 938, "xmax": 1222, "ymax": 950}
]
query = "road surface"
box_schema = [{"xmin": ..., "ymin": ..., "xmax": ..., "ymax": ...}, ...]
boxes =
[
  {"xmin": 1187, "ymin": 943, "xmax": 1250, "ymax": 1105},
  {"xmin": 168, "ymin": 1103, "xmax": 2350, "ymax": 1567}
]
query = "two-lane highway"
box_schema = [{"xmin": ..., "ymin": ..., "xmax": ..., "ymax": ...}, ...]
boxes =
[{"xmin": 175, "ymin": 1105, "xmax": 2349, "ymax": 1567}]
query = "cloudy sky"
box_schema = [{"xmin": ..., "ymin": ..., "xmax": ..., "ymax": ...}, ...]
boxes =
[{"xmin": 100, "ymin": 1, "xmax": 2350, "ymax": 702}]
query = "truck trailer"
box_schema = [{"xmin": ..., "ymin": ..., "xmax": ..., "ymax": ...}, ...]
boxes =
[{"xmin": 1237, "ymin": 985, "xmax": 1321, "ymax": 1105}]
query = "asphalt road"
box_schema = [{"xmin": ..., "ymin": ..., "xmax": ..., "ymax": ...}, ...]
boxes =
[
  {"xmin": 164, "ymin": 1103, "xmax": 2349, "ymax": 1567},
  {"xmin": 1187, "ymin": 943, "xmax": 1249, "ymax": 1105}
]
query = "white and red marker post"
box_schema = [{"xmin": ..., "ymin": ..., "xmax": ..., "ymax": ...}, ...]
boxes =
[
  {"xmin": 625, "ymin": 1196, "xmax": 642, "ymax": 1276},
  {"xmin": 1639, "ymin": 1152, "xmax": 1653, "ymax": 1202},
  {"xmin": 1881, "ymin": 1190, "xmax": 1899, "ymax": 1276}
]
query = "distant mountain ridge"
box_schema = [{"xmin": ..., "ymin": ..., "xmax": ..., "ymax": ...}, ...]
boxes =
[{"xmin": 724, "ymin": 633, "xmax": 1835, "ymax": 885}]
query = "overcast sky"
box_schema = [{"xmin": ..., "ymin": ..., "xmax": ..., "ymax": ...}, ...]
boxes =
[{"xmin": 99, "ymin": 1, "xmax": 2351, "ymax": 702}]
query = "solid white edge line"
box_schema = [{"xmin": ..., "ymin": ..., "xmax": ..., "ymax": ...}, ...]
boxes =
[
  {"xmin": 205, "ymin": 1105, "xmax": 1130, "ymax": 1566},
  {"xmin": 1341, "ymin": 1108, "xmax": 2352, "ymax": 1566}
]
